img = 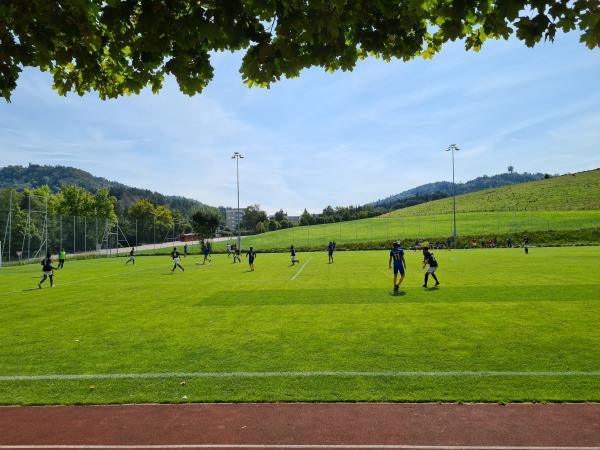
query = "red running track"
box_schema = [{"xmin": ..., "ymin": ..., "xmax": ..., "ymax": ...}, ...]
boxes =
[{"xmin": 1, "ymin": 403, "xmax": 599, "ymax": 450}]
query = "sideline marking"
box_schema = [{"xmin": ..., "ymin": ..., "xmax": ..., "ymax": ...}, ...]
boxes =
[
  {"xmin": 2, "ymin": 370, "xmax": 600, "ymax": 382},
  {"xmin": 1, "ymin": 445, "xmax": 600, "ymax": 449},
  {"xmin": 291, "ymin": 257, "xmax": 313, "ymax": 281}
]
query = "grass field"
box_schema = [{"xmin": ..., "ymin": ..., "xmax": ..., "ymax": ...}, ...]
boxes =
[{"xmin": 1, "ymin": 247, "xmax": 599, "ymax": 405}]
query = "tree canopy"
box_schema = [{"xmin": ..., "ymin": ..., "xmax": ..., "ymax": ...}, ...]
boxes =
[{"xmin": 2, "ymin": 0, "xmax": 598, "ymax": 101}]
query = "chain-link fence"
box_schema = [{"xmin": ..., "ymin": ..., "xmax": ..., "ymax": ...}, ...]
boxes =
[{"xmin": 0, "ymin": 208, "xmax": 193, "ymax": 265}]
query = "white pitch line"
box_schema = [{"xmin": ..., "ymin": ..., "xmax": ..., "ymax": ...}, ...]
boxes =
[
  {"xmin": 291, "ymin": 256, "xmax": 313, "ymax": 281},
  {"xmin": 2, "ymin": 371, "xmax": 600, "ymax": 382},
  {"xmin": 1, "ymin": 445, "xmax": 600, "ymax": 449}
]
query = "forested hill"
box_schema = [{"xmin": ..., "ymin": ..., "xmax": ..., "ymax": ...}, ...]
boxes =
[
  {"xmin": 371, "ymin": 172, "xmax": 545, "ymax": 209},
  {"xmin": 0, "ymin": 164, "xmax": 204, "ymax": 216}
]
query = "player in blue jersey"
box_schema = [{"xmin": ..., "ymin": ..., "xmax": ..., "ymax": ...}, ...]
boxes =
[
  {"xmin": 246, "ymin": 247, "xmax": 257, "ymax": 271},
  {"xmin": 388, "ymin": 241, "xmax": 406, "ymax": 295},
  {"xmin": 327, "ymin": 241, "xmax": 335, "ymax": 263},
  {"xmin": 202, "ymin": 242, "xmax": 211, "ymax": 264},
  {"xmin": 422, "ymin": 244, "xmax": 440, "ymax": 288}
]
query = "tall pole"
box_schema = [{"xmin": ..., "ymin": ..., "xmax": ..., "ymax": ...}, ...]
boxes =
[
  {"xmin": 446, "ymin": 144, "xmax": 460, "ymax": 247},
  {"xmin": 232, "ymin": 152, "xmax": 244, "ymax": 249}
]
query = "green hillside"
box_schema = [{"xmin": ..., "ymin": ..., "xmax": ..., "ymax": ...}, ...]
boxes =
[
  {"xmin": 203, "ymin": 169, "xmax": 600, "ymax": 252},
  {"xmin": 386, "ymin": 169, "xmax": 600, "ymax": 216}
]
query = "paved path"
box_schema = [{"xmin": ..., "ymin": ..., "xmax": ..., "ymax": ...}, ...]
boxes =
[{"xmin": 1, "ymin": 403, "xmax": 599, "ymax": 449}]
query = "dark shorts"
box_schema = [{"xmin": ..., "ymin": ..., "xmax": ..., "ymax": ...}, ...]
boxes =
[
  {"xmin": 249, "ymin": 258, "xmax": 255, "ymax": 264},
  {"xmin": 394, "ymin": 264, "xmax": 405, "ymax": 276},
  {"xmin": 59, "ymin": 259, "xmax": 65, "ymax": 263}
]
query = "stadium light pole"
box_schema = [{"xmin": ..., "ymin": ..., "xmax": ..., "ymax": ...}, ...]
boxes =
[
  {"xmin": 446, "ymin": 144, "xmax": 460, "ymax": 248},
  {"xmin": 231, "ymin": 152, "xmax": 244, "ymax": 249}
]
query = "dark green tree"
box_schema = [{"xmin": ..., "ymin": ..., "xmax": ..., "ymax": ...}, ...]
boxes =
[
  {"xmin": 2, "ymin": 1, "xmax": 598, "ymax": 101},
  {"xmin": 190, "ymin": 206, "xmax": 221, "ymax": 240},
  {"xmin": 241, "ymin": 205, "xmax": 267, "ymax": 231}
]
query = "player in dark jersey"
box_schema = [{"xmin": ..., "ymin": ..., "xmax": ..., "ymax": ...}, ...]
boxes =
[
  {"xmin": 422, "ymin": 244, "xmax": 440, "ymax": 288},
  {"xmin": 290, "ymin": 245, "xmax": 299, "ymax": 265},
  {"xmin": 232, "ymin": 245, "xmax": 241, "ymax": 263},
  {"xmin": 524, "ymin": 235, "xmax": 529, "ymax": 254},
  {"xmin": 388, "ymin": 242, "xmax": 406, "ymax": 295},
  {"xmin": 170, "ymin": 247, "xmax": 184, "ymax": 272},
  {"xmin": 184, "ymin": 243, "xmax": 189, "ymax": 257},
  {"xmin": 202, "ymin": 242, "xmax": 211, "ymax": 264},
  {"xmin": 327, "ymin": 241, "xmax": 335, "ymax": 263},
  {"xmin": 38, "ymin": 252, "xmax": 57, "ymax": 288},
  {"xmin": 246, "ymin": 247, "xmax": 257, "ymax": 271},
  {"xmin": 126, "ymin": 247, "xmax": 135, "ymax": 265}
]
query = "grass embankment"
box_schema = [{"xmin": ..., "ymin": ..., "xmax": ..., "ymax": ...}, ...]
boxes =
[{"xmin": 1, "ymin": 247, "xmax": 600, "ymax": 404}]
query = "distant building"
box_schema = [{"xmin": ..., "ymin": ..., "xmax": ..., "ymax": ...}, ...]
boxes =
[
  {"xmin": 287, "ymin": 216, "xmax": 300, "ymax": 225},
  {"xmin": 219, "ymin": 207, "xmax": 246, "ymax": 230}
]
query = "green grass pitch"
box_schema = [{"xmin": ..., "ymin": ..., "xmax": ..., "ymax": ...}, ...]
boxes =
[{"xmin": 1, "ymin": 247, "xmax": 599, "ymax": 405}]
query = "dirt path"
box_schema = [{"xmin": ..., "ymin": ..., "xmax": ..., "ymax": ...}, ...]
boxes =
[{"xmin": 1, "ymin": 403, "xmax": 599, "ymax": 449}]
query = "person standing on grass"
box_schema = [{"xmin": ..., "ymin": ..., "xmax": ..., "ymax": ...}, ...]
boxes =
[
  {"xmin": 422, "ymin": 244, "xmax": 440, "ymax": 288},
  {"xmin": 38, "ymin": 252, "xmax": 57, "ymax": 289},
  {"xmin": 388, "ymin": 241, "xmax": 406, "ymax": 296},
  {"xmin": 246, "ymin": 246, "xmax": 257, "ymax": 271},
  {"xmin": 58, "ymin": 248, "xmax": 66, "ymax": 269},
  {"xmin": 328, "ymin": 241, "xmax": 335, "ymax": 263},
  {"xmin": 226, "ymin": 243, "xmax": 231, "ymax": 257},
  {"xmin": 524, "ymin": 235, "xmax": 529, "ymax": 254},
  {"xmin": 126, "ymin": 247, "xmax": 135, "ymax": 265},
  {"xmin": 232, "ymin": 245, "xmax": 240, "ymax": 263},
  {"xmin": 184, "ymin": 242, "xmax": 189, "ymax": 257},
  {"xmin": 202, "ymin": 242, "xmax": 211, "ymax": 264},
  {"xmin": 170, "ymin": 247, "xmax": 185, "ymax": 272},
  {"xmin": 290, "ymin": 245, "xmax": 299, "ymax": 265}
]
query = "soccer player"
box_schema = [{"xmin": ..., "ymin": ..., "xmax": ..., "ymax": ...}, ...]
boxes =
[
  {"xmin": 422, "ymin": 244, "xmax": 440, "ymax": 288},
  {"xmin": 38, "ymin": 252, "xmax": 57, "ymax": 288},
  {"xmin": 290, "ymin": 245, "xmax": 299, "ymax": 265},
  {"xmin": 246, "ymin": 246, "xmax": 257, "ymax": 271},
  {"xmin": 126, "ymin": 247, "xmax": 135, "ymax": 265},
  {"xmin": 58, "ymin": 248, "xmax": 66, "ymax": 269},
  {"xmin": 388, "ymin": 241, "xmax": 406, "ymax": 295},
  {"xmin": 327, "ymin": 241, "xmax": 335, "ymax": 263},
  {"xmin": 202, "ymin": 242, "xmax": 211, "ymax": 264},
  {"xmin": 232, "ymin": 245, "xmax": 241, "ymax": 263},
  {"xmin": 524, "ymin": 235, "xmax": 529, "ymax": 254},
  {"xmin": 226, "ymin": 243, "xmax": 231, "ymax": 257},
  {"xmin": 170, "ymin": 247, "xmax": 184, "ymax": 272},
  {"xmin": 184, "ymin": 243, "xmax": 189, "ymax": 257}
]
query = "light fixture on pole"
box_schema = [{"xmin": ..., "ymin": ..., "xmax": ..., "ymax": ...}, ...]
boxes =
[
  {"xmin": 446, "ymin": 144, "xmax": 460, "ymax": 248},
  {"xmin": 231, "ymin": 152, "xmax": 244, "ymax": 249}
]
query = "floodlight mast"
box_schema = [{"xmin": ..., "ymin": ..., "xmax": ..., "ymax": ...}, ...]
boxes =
[
  {"xmin": 231, "ymin": 152, "xmax": 244, "ymax": 250},
  {"xmin": 446, "ymin": 144, "xmax": 460, "ymax": 248}
]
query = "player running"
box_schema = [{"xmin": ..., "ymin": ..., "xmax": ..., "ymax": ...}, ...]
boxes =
[
  {"xmin": 38, "ymin": 252, "xmax": 57, "ymax": 288},
  {"xmin": 388, "ymin": 241, "xmax": 406, "ymax": 296},
  {"xmin": 126, "ymin": 247, "xmax": 135, "ymax": 265},
  {"xmin": 170, "ymin": 247, "xmax": 185, "ymax": 272},
  {"xmin": 327, "ymin": 241, "xmax": 335, "ymax": 263},
  {"xmin": 202, "ymin": 242, "xmax": 211, "ymax": 264},
  {"xmin": 58, "ymin": 248, "xmax": 66, "ymax": 269},
  {"xmin": 246, "ymin": 246, "xmax": 257, "ymax": 271},
  {"xmin": 226, "ymin": 243, "xmax": 232, "ymax": 257},
  {"xmin": 422, "ymin": 243, "xmax": 440, "ymax": 288},
  {"xmin": 290, "ymin": 245, "xmax": 299, "ymax": 265}
]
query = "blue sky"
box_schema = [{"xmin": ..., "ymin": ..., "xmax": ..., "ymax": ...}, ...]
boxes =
[{"xmin": 1, "ymin": 33, "xmax": 599, "ymax": 214}]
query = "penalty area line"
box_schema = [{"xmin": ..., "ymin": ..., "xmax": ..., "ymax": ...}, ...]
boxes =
[
  {"xmin": 1, "ymin": 370, "xmax": 600, "ymax": 382},
  {"xmin": 291, "ymin": 256, "xmax": 313, "ymax": 281}
]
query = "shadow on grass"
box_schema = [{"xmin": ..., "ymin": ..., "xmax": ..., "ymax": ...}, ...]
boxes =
[{"xmin": 195, "ymin": 285, "xmax": 599, "ymax": 307}]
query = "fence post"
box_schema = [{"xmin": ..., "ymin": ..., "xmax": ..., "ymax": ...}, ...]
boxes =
[
  {"xmin": 84, "ymin": 217, "xmax": 87, "ymax": 253},
  {"xmin": 95, "ymin": 218, "xmax": 98, "ymax": 256},
  {"xmin": 73, "ymin": 216, "xmax": 76, "ymax": 254}
]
